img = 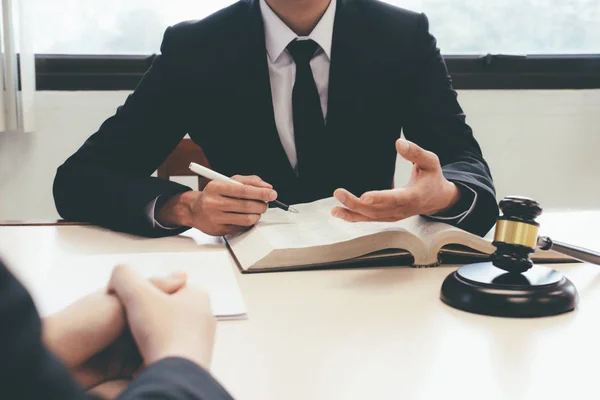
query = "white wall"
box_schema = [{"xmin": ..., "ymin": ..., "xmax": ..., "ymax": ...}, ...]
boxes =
[
  {"xmin": 396, "ymin": 90, "xmax": 600, "ymax": 210},
  {"xmin": 0, "ymin": 90, "xmax": 599, "ymax": 221}
]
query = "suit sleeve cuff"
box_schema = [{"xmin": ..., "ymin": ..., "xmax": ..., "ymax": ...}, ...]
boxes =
[
  {"xmin": 117, "ymin": 357, "xmax": 234, "ymax": 400},
  {"xmin": 146, "ymin": 195, "xmax": 183, "ymax": 230},
  {"xmin": 424, "ymin": 182, "xmax": 477, "ymax": 224}
]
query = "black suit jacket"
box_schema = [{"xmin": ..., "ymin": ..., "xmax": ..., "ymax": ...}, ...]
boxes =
[
  {"xmin": 54, "ymin": 0, "xmax": 499, "ymax": 238},
  {"xmin": 0, "ymin": 260, "xmax": 234, "ymax": 400}
]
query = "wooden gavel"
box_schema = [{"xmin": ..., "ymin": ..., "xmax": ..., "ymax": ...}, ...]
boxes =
[
  {"xmin": 441, "ymin": 196, "xmax": 598, "ymax": 318},
  {"xmin": 490, "ymin": 196, "xmax": 600, "ymax": 273}
]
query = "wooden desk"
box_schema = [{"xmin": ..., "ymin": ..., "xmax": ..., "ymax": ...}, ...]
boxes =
[{"xmin": 1, "ymin": 214, "xmax": 599, "ymax": 400}]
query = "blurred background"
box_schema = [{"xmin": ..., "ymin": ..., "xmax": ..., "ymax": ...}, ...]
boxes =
[{"xmin": 0, "ymin": 0, "xmax": 598, "ymax": 220}]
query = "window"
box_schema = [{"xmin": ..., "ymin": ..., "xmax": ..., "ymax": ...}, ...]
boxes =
[
  {"xmin": 31, "ymin": 0, "xmax": 237, "ymax": 54},
  {"xmin": 32, "ymin": 0, "xmax": 600, "ymax": 90},
  {"xmin": 397, "ymin": 0, "xmax": 600, "ymax": 55},
  {"xmin": 31, "ymin": 0, "xmax": 600, "ymax": 55}
]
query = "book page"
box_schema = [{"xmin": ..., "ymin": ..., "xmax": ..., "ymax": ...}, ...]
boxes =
[
  {"xmin": 226, "ymin": 198, "xmax": 482, "ymax": 269},
  {"xmin": 251, "ymin": 197, "xmax": 418, "ymax": 249}
]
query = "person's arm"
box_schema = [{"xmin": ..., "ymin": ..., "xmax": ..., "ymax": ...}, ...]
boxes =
[
  {"xmin": 108, "ymin": 265, "xmax": 236, "ymax": 400},
  {"xmin": 0, "ymin": 260, "xmax": 90, "ymax": 400},
  {"xmin": 117, "ymin": 358, "xmax": 234, "ymax": 400},
  {"xmin": 53, "ymin": 24, "xmax": 277, "ymax": 239},
  {"xmin": 402, "ymin": 13, "xmax": 499, "ymax": 236},
  {"xmin": 41, "ymin": 273, "xmax": 232, "ymax": 400},
  {"xmin": 42, "ymin": 275, "xmax": 185, "ymax": 390},
  {"xmin": 53, "ymin": 26, "xmax": 192, "ymax": 238}
]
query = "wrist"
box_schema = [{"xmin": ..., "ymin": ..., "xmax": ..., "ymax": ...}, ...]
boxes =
[
  {"xmin": 156, "ymin": 191, "xmax": 200, "ymax": 228},
  {"xmin": 43, "ymin": 293, "xmax": 125, "ymax": 368},
  {"xmin": 42, "ymin": 315, "xmax": 68, "ymax": 362},
  {"xmin": 438, "ymin": 181, "xmax": 461, "ymax": 213}
]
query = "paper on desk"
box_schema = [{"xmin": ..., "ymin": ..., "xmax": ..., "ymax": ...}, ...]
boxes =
[{"xmin": 31, "ymin": 251, "xmax": 247, "ymax": 320}]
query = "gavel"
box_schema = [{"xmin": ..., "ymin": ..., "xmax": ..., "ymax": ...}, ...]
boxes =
[
  {"xmin": 441, "ymin": 196, "xmax": 600, "ymax": 318},
  {"xmin": 491, "ymin": 196, "xmax": 600, "ymax": 272}
]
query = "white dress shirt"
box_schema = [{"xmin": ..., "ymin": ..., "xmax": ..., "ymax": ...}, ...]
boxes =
[
  {"xmin": 260, "ymin": 0, "xmax": 335, "ymax": 171},
  {"xmin": 149, "ymin": 0, "xmax": 476, "ymax": 228}
]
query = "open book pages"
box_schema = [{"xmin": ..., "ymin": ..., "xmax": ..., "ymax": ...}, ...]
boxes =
[
  {"xmin": 225, "ymin": 197, "xmax": 569, "ymax": 272},
  {"xmin": 31, "ymin": 252, "xmax": 247, "ymax": 320}
]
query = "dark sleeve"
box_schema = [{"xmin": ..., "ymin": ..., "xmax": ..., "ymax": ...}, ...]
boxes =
[
  {"xmin": 402, "ymin": 13, "xmax": 499, "ymax": 236},
  {"xmin": 0, "ymin": 260, "xmax": 91, "ymax": 400},
  {"xmin": 53, "ymin": 26, "xmax": 193, "ymax": 238},
  {"xmin": 117, "ymin": 358, "xmax": 234, "ymax": 400}
]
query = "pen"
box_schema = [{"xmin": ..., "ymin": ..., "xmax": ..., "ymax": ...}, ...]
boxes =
[{"xmin": 189, "ymin": 162, "xmax": 299, "ymax": 213}]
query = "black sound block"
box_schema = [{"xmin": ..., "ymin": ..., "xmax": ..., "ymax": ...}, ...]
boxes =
[{"xmin": 440, "ymin": 262, "xmax": 579, "ymax": 318}]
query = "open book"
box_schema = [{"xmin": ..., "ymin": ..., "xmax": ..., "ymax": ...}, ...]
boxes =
[{"xmin": 225, "ymin": 197, "xmax": 572, "ymax": 273}]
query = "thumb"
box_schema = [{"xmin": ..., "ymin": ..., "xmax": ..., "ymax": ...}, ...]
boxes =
[
  {"xmin": 396, "ymin": 139, "xmax": 440, "ymax": 170},
  {"xmin": 108, "ymin": 265, "xmax": 162, "ymax": 307},
  {"xmin": 149, "ymin": 271, "xmax": 188, "ymax": 294}
]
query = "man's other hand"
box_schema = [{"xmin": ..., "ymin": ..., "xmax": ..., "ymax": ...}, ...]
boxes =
[{"xmin": 332, "ymin": 139, "xmax": 460, "ymax": 223}]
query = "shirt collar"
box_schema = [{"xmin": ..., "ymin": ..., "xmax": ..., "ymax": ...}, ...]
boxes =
[{"xmin": 260, "ymin": 0, "xmax": 336, "ymax": 63}]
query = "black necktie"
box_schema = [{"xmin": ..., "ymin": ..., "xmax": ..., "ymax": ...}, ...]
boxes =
[{"xmin": 286, "ymin": 39, "xmax": 325, "ymax": 179}]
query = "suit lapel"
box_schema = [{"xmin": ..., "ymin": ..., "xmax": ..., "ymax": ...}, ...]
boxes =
[
  {"xmin": 327, "ymin": 0, "xmax": 363, "ymax": 130},
  {"xmin": 320, "ymin": 0, "xmax": 369, "ymax": 182},
  {"xmin": 325, "ymin": 0, "xmax": 398, "ymax": 194},
  {"xmin": 235, "ymin": 0, "xmax": 298, "ymax": 186}
]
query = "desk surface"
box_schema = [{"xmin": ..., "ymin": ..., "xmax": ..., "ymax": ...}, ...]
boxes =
[{"xmin": 1, "ymin": 213, "xmax": 600, "ymax": 400}]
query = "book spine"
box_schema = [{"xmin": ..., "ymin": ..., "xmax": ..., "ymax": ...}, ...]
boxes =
[{"xmin": 412, "ymin": 260, "xmax": 442, "ymax": 268}]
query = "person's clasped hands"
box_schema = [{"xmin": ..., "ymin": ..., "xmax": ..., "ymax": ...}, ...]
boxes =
[{"xmin": 43, "ymin": 265, "xmax": 216, "ymax": 391}]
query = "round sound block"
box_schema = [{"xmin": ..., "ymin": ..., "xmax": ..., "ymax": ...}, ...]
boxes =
[{"xmin": 440, "ymin": 262, "xmax": 579, "ymax": 318}]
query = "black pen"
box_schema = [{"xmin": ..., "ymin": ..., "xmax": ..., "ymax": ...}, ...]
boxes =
[{"xmin": 189, "ymin": 162, "xmax": 299, "ymax": 213}]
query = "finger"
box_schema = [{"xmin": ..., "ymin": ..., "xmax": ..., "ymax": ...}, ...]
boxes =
[
  {"xmin": 334, "ymin": 188, "xmax": 382, "ymax": 219},
  {"xmin": 149, "ymin": 271, "xmax": 188, "ymax": 294},
  {"xmin": 396, "ymin": 139, "xmax": 440, "ymax": 171},
  {"xmin": 215, "ymin": 197, "xmax": 269, "ymax": 214},
  {"xmin": 108, "ymin": 265, "xmax": 162, "ymax": 307},
  {"xmin": 231, "ymin": 175, "xmax": 273, "ymax": 189},
  {"xmin": 222, "ymin": 225, "xmax": 252, "ymax": 235},
  {"xmin": 175, "ymin": 285, "xmax": 212, "ymax": 306},
  {"xmin": 174, "ymin": 286, "xmax": 215, "ymax": 324},
  {"xmin": 217, "ymin": 212, "xmax": 261, "ymax": 227},
  {"xmin": 208, "ymin": 180, "xmax": 277, "ymax": 202},
  {"xmin": 360, "ymin": 189, "xmax": 414, "ymax": 208},
  {"xmin": 331, "ymin": 207, "xmax": 373, "ymax": 222},
  {"xmin": 173, "ymin": 287, "xmax": 217, "ymax": 367},
  {"xmin": 333, "ymin": 188, "xmax": 362, "ymax": 210},
  {"xmin": 208, "ymin": 225, "xmax": 245, "ymax": 236},
  {"xmin": 333, "ymin": 206, "xmax": 410, "ymax": 223},
  {"xmin": 360, "ymin": 190, "xmax": 396, "ymax": 207}
]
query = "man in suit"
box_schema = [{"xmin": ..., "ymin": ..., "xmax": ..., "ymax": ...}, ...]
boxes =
[
  {"xmin": 54, "ymin": 0, "xmax": 498, "ymax": 239},
  {"xmin": 0, "ymin": 259, "xmax": 234, "ymax": 399}
]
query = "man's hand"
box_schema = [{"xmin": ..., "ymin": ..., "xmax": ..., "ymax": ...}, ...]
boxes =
[
  {"xmin": 156, "ymin": 175, "xmax": 278, "ymax": 236},
  {"xmin": 43, "ymin": 271, "xmax": 188, "ymax": 389},
  {"xmin": 332, "ymin": 139, "xmax": 461, "ymax": 222},
  {"xmin": 108, "ymin": 265, "xmax": 216, "ymax": 371}
]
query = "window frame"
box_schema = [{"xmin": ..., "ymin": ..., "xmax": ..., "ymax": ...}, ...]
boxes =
[{"xmin": 34, "ymin": 53, "xmax": 600, "ymax": 91}]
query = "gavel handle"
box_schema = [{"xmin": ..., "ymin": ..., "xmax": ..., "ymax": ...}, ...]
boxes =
[{"xmin": 537, "ymin": 236, "xmax": 600, "ymax": 266}]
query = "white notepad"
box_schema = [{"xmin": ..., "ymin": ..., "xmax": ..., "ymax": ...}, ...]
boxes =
[{"xmin": 32, "ymin": 251, "xmax": 247, "ymax": 320}]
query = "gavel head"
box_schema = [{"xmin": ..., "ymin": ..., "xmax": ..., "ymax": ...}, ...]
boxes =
[{"xmin": 491, "ymin": 196, "xmax": 543, "ymax": 273}]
